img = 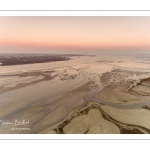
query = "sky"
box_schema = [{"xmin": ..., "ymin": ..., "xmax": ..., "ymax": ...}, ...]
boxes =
[{"xmin": 0, "ymin": 16, "xmax": 150, "ymax": 54}]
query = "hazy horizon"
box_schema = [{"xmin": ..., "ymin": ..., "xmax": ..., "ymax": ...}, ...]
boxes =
[
  {"xmin": 0, "ymin": 16, "xmax": 150, "ymax": 55},
  {"xmin": 0, "ymin": 48, "xmax": 150, "ymax": 55}
]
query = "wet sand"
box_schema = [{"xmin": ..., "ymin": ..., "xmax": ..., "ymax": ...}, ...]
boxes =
[
  {"xmin": 0, "ymin": 79, "xmax": 93, "ymax": 133},
  {"xmin": 41, "ymin": 102, "xmax": 150, "ymax": 134},
  {"xmin": 41, "ymin": 72, "xmax": 150, "ymax": 134},
  {"xmin": 1, "ymin": 55, "xmax": 150, "ymax": 134}
]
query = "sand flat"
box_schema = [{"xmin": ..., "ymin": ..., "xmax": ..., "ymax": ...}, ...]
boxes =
[
  {"xmin": 1, "ymin": 55, "xmax": 150, "ymax": 133},
  {"xmin": 0, "ymin": 75, "xmax": 44, "ymax": 88},
  {"xmin": 132, "ymin": 85, "xmax": 150, "ymax": 95},
  {"xmin": 97, "ymin": 83, "xmax": 142, "ymax": 104},
  {"xmin": 87, "ymin": 109, "xmax": 120, "ymax": 134},
  {"xmin": 101, "ymin": 105, "xmax": 150, "ymax": 129},
  {"xmin": 63, "ymin": 115, "xmax": 90, "ymax": 134},
  {"xmin": 142, "ymin": 81, "xmax": 150, "ymax": 86}
]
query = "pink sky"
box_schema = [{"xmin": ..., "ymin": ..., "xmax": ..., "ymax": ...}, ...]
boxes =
[{"xmin": 0, "ymin": 17, "xmax": 150, "ymax": 53}]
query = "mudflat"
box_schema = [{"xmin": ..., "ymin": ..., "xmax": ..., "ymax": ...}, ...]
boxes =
[{"xmin": 1, "ymin": 54, "xmax": 150, "ymax": 134}]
